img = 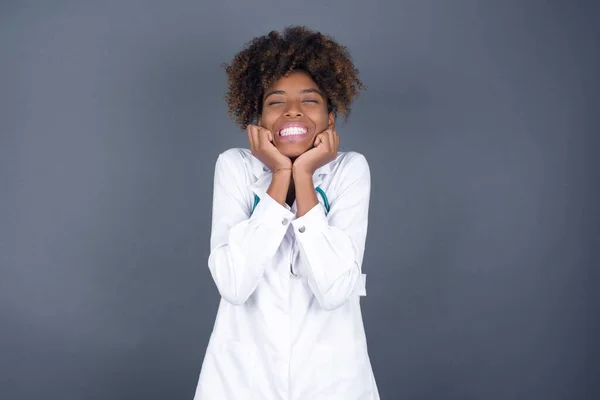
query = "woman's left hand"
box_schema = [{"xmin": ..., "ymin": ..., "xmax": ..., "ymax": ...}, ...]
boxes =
[{"xmin": 293, "ymin": 128, "xmax": 339, "ymax": 175}]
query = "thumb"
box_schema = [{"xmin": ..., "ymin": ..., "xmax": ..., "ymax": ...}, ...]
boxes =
[{"xmin": 314, "ymin": 134, "xmax": 322, "ymax": 146}]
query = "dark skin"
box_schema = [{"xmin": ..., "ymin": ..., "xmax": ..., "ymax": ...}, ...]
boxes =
[{"xmin": 246, "ymin": 70, "xmax": 339, "ymax": 214}]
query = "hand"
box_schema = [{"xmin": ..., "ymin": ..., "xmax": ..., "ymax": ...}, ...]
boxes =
[
  {"xmin": 293, "ymin": 128, "xmax": 339, "ymax": 175},
  {"xmin": 247, "ymin": 124, "xmax": 292, "ymax": 171}
]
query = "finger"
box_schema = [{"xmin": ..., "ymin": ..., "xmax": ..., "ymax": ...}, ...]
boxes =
[
  {"xmin": 324, "ymin": 129, "xmax": 336, "ymax": 156},
  {"xmin": 319, "ymin": 132, "xmax": 330, "ymax": 149},
  {"xmin": 257, "ymin": 127, "xmax": 272, "ymax": 148},
  {"xmin": 332, "ymin": 129, "xmax": 339, "ymax": 151},
  {"xmin": 327, "ymin": 129, "xmax": 334, "ymax": 147},
  {"xmin": 314, "ymin": 133, "xmax": 324, "ymax": 147},
  {"xmin": 252, "ymin": 125, "xmax": 262, "ymax": 152},
  {"xmin": 255, "ymin": 126, "xmax": 263, "ymax": 148},
  {"xmin": 247, "ymin": 125, "xmax": 256, "ymax": 153}
]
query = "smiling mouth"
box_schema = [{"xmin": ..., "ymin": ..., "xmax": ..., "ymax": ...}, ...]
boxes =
[{"xmin": 279, "ymin": 126, "xmax": 308, "ymax": 137}]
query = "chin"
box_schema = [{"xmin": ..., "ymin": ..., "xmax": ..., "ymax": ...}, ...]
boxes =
[
  {"xmin": 280, "ymin": 146, "xmax": 311, "ymax": 159},
  {"xmin": 281, "ymin": 149, "xmax": 301, "ymax": 158}
]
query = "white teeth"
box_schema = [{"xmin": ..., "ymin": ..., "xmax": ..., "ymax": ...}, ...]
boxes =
[{"xmin": 280, "ymin": 127, "xmax": 307, "ymax": 136}]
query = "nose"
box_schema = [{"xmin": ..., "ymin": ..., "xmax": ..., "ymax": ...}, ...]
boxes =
[{"xmin": 284, "ymin": 101, "xmax": 303, "ymax": 117}]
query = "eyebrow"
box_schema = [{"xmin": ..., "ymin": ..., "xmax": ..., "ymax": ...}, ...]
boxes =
[{"xmin": 263, "ymin": 88, "xmax": 323, "ymax": 100}]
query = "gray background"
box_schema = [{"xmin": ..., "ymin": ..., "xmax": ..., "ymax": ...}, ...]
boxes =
[{"xmin": 1, "ymin": 0, "xmax": 598, "ymax": 399}]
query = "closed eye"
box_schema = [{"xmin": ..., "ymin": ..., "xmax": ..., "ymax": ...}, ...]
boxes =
[{"xmin": 267, "ymin": 100, "xmax": 319, "ymax": 105}]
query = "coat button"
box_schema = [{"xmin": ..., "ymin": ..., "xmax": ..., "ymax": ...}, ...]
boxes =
[
  {"xmin": 263, "ymin": 166, "xmax": 269, "ymax": 171},
  {"xmin": 298, "ymin": 226, "xmax": 306, "ymax": 233},
  {"xmin": 281, "ymin": 218, "xmax": 288, "ymax": 225}
]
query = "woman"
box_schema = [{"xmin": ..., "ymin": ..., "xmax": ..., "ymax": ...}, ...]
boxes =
[{"xmin": 193, "ymin": 26, "xmax": 380, "ymax": 400}]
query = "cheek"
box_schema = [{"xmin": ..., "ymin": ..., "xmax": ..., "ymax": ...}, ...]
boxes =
[
  {"xmin": 310, "ymin": 113, "xmax": 330, "ymax": 131},
  {"xmin": 259, "ymin": 112, "xmax": 278, "ymax": 129},
  {"xmin": 306, "ymin": 105, "xmax": 328, "ymax": 122}
]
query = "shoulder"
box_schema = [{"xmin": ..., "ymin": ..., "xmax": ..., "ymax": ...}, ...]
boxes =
[
  {"xmin": 324, "ymin": 151, "xmax": 370, "ymax": 197},
  {"xmin": 333, "ymin": 151, "xmax": 370, "ymax": 176},
  {"xmin": 212, "ymin": 148, "xmax": 256, "ymax": 190},
  {"xmin": 217, "ymin": 147, "xmax": 252, "ymax": 163},
  {"xmin": 215, "ymin": 148, "xmax": 253, "ymax": 171}
]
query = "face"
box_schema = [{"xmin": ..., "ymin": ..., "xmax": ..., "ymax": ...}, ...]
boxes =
[{"xmin": 258, "ymin": 70, "xmax": 334, "ymax": 159}]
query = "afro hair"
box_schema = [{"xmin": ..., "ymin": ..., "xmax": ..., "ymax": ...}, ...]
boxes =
[{"xmin": 223, "ymin": 25, "xmax": 366, "ymax": 129}]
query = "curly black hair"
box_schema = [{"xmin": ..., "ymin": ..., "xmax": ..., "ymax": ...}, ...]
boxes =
[{"xmin": 223, "ymin": 26, "xmax": 366, "ymax": 129}]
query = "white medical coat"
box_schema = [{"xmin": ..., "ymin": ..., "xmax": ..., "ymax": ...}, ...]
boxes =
[{"xmin": 193, "ymin": 148, "xmax": 380, "ymax": 400}]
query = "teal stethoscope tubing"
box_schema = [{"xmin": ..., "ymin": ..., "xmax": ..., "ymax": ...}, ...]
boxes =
[{"xmin": 252, "ymin": 187, "xmax": 330, "ymax": 214}]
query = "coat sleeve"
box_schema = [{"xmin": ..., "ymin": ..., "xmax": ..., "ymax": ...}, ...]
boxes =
[
  {"xmin": 291, "ymin": 153, "xmax": 371, "ymax": 311},
  {"xmin": 207, "ymin": 151, "xmax": 295, "ymax": 305}
]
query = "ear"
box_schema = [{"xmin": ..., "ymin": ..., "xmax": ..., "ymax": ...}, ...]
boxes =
[
  {"xmin": 328, "ymin": 112, "xmax": 335, "ymax": 129},
  {"xmin": 257, "ymin": 115, "xmax": 262, "ymax": 127}
]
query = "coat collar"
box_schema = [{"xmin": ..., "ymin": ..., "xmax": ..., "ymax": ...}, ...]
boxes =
[{"xmin": 248, "ymin": 151, "xmax": 340, "ymax": 197}]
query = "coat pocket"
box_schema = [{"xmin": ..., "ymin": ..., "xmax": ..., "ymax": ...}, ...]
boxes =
[
  {"xmin": 309, "ymin": 339, "xmax": 374, "ymax": 400},
  {"xmin": 195, "ymin": 340, "xmax": 257, "ymax": 400}
]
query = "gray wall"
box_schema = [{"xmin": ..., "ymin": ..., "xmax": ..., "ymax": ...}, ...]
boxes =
[{"xmin": 1, "ymin": 1, "xmax": 597, "ymax": 399}]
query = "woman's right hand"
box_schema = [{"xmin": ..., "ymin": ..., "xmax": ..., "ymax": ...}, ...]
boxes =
[{"xmin": 247, "ymin": 124, "xmax": 292, "ymax": 171}]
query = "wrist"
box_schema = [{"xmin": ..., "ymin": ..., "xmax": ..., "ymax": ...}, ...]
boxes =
[
  {"xmin": 267, "ymin": 169, "xmax": 292, "ymax": 206},
  {"xmin": 273, "ymin": 166, "xmax": 292, "ymax": 174},
  {"xmin": 272, "ymin": 158, "xmax": 292, "ymax": 170},
  {"xmin": 271, "ymin": 168, "xmax": 292, "ymax": 181},
  {"xmin": 292, "ymin": 164, "xmax": 314, "ymax": 178}
]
